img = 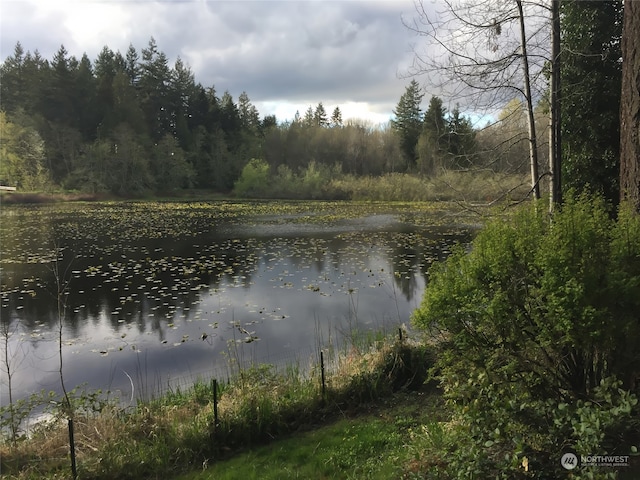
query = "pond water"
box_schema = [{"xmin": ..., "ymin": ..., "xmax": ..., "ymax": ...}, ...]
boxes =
[{"xmin": 0, "ymin": 201, "xmax": 474, "ymax": 405}]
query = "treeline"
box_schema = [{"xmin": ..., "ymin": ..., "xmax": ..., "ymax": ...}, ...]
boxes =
[
  {"xmin": 0, "ymin": 38, "xmax": 278, "ymax": 193},
  {"xmin": 0, "ymin": 38, "xmax": 532, "ymax": 197}
]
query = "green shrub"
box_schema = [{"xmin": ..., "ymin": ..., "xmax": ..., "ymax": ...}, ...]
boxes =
[
  {"xmin": 412, "ymin": 194, "xmax": 640, "ymax": 478},
  {"xmin": 233, "ymin": 158, "xmax": 271, "ymax": 197}
]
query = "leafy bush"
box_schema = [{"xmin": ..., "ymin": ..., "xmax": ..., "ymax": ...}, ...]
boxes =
[
  {"xmin": 233, "ymin": 158, "xmax": 271, "ymax": 197},
  {"xmin": 412, "ymin": 194, "xmax": 640, "ymax": 478}
]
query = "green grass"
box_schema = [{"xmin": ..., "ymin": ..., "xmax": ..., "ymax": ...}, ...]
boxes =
[{"xmin": 174, "ymin": 389, "xmax": 446, "ymax": 480}]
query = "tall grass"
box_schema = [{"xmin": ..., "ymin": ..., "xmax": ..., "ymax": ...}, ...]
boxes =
[
  {"xmin": 233, "ymin": 160, "xmax": 531, "ymax": 203},
  {"xmin": 0, "ymin": 330, "xmax": 432, "ymax": 480},
  {"xmin": 333, "ymin": 171, "xmax": 530, "ymax": 203}
]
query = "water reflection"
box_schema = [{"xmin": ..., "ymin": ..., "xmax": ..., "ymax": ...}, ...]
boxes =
[{"xmin": 1, "ymin": 202, "xmax": 472, "ymax": 404}]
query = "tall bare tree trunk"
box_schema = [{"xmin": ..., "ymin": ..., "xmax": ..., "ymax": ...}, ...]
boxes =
[
  {"xmin": 620, "ymin": 0, "xmax": 640, "ymax": 211},
  {"xmin": 517, "ymin": 0, "xmax": 540, "ymax": 200},
  {"xmin": 549, "ymin": 0, "xmax": 562, "ymax": 210}
]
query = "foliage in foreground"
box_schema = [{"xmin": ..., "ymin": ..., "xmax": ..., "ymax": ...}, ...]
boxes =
[
  {"xmin": 0, "ymin": 333, "xmax": 431, "ymax": 480},
  {"xmin": 412, "ymin": 194, "xmax": 640, "ymax": 478}
]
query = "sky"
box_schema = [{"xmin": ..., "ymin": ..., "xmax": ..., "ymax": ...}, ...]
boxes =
[{"xmin": 0, "ymin": 0, "xmax": 437, "ymax": 126}]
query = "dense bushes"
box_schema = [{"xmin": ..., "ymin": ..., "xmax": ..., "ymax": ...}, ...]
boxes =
[
  {"xmin": 234, "ymin": 160, "xmax": 530, "ymax": 203},
  {"xmin": 411, "ymin": 194, "xmax": 640, "ymax": 478}
]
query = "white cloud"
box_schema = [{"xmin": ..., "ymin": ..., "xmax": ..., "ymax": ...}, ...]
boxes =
[
  {"xmin": 257, "ymin": 100, "xmax": 392, "ymax": 126},
  {"xmin": 1, "ymin": 0, "xmax": 423, "ymax": 123},
  {"xmin": 62, "ymin": 3, "xmax": 134, "ymax": 53}
]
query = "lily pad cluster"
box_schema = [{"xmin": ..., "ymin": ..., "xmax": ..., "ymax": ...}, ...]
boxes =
[{"xmin": 0, "ymin": 201, "xmax": 474, "ymax": 403}]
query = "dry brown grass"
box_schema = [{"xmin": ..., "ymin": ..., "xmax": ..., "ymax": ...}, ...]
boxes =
[{"xmin": 330, "ymin": 171, "xmax": 531, "ymax": 203}]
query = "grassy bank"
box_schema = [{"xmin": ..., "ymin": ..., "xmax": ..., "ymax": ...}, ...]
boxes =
[
  {"xmin": 175, "ymin": 387, "xmax": 445, "ymax": 480},
  {"xmin": 0, "ymin": 332, "xmax": 434, "ymax": 479}
]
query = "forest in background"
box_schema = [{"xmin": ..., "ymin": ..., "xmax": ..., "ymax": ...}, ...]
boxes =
[
  {"xmin": 0, "ymin": 37, "xmax": 548, "ymax": 199},
  {"xmin": 0, "ymin": 0, "xmax": 626, "ymax": 206}
]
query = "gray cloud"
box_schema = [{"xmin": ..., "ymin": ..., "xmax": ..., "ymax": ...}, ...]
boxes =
[{"xmin": 1, "ymin": 0, "xmax": 428, "ymax": 122}]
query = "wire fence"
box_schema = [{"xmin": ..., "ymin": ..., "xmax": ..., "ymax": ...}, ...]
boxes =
[
  {"xmin": 5, "ymin": 327, "xmax": 411, "ymax": 480},
  {"xmin": 147, "ymin": 344, "xmax": 321, "ymax": 401},
  {"xmin": 130, "ymin": 326, "xmax": 406, "ymax": 403}
]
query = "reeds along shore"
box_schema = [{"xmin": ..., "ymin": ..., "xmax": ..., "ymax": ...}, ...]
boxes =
[{"xmin": 0, "ymin": 330, "xmax": 432, "ymax": 480}]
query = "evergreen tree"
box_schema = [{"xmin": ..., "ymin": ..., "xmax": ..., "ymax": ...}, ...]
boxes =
[
  {"xmin": 331, "ymin": 106, "xmax": 343, "ymax": 128},
  {"xmin": 188, "ymin": 85, "xmax": 211, "ymax": 132},
  {"xmin": 261, "ymin": 114, "xmax": 278, "ymax": 130},
  {"xmin": 45, "ymin": 45, "xmax": 75, "ymax": 125},
  {"xmin": 0, "ymin": 42, "xmax": 25, "ymax": 113},
  {"xmin": 303, "ymin": 106, "xmax": 314, "ymax": 127},
  {"xmin": 94, "ymin": 46, "xmax": 118, "ymax": 131},
  {"xmin": 416, "ymin": 95, "xmax": 446, "ymax": 175},
  {"xmin": 170, "ymin": 57, "xmax": 197, "ymax": 147},
  {"xmin": 74, "ymin": 53, "xmax": 98, "ymax": 140},
  {"xmin": 238, "ymin": 91, "xmax": 260, "ymax": 132},
  {"xmin": 204, "ymin": 86, "xmax": 221, "ymax": 130},
  {"xmin": 423, "ymin": 96, "xmax": 447, "ymax": 145},
  {"xmin": 110, "ymin": 71, "xmax": 146, "ymax": 134},
  {"xmin": 314, "ymin": 102, "xmax": 328, "ymax": 127},
  {"xmin": 391, "ymin": 80, "xmax": 424, "ymax": 169},
  {"xmin": 139, "ymin": 37, "xmax": 172, "ymax": 140},
  {"xmin": 446, "ymin": 105, "xmax": 476, "ymax": 169},
  {"xmin": 124, "ymin": 44, "xmax": 140, "ymax": 86},
  {"xmin": 151, "ymin": 134, "xmax": 195, "ymax": 190},
  {"xmin": 561, "ymin": 0, "xmax": 623, "ymax": 205},
  {"xmin": 219, "ymin": 91, "xmax": 241, "ymax": 137}
]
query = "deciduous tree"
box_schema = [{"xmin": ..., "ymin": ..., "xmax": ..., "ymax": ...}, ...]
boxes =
[
  {"xmin": 0, "ymin": 111, "xmax": 50, "ymax": 189},
  {"xmin": 406, "ymin": 0, "xmax": 549, "ymax": 197}
]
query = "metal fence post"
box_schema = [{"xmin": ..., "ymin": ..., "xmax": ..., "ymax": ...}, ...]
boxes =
[
  {"xmin": 68, "ymin": 418, "xmax": 77, "ymax": 480},
  {"xmin": 212, "ymin": 378, "xmax": 219, "ymax": 430},
  {"xmin": 320, "ymin": 350, "xmax": 326, "ymax": 403}
]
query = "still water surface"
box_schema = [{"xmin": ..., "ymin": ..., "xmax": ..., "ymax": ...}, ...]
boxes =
[{"xmin": 0, "ymin": 201, "xmax": 474, "ymax": 404}]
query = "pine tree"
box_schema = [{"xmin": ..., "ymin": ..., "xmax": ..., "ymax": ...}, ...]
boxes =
[
  {"xmin": 391, "ymin": 80, "xmax": 424, "ymax": 169},
  {"xmin": 303, "ymin": 106, "xmax": 314, "ymax": 127},
  {"xmin": 238, "ymin": 91, "xmax": 260, "ymax": 131},
  {"xmin": 313, "ymin": 102, "xmax": 328, "ymax": 127},
  {"xmin": 0, "ymin": 42, "xmax": 25, "ymax": 113},
  {"xmin": 124, "ymin": 44, "xmax": 140, "ymax": 86},
  {"xmin": 331, "ymin": 106, "xmax": 343, "ymax": 127},
  {"xmin": 139, "ymin": 37, "xmax": 172, "ymax": 140},
  {"xmin": 446, "ymin": 105, "xmax": 476, "ymax": 169},
  {"xmin": 416, "ymin": 96, "xmax": 446, "ymax": 176}
]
